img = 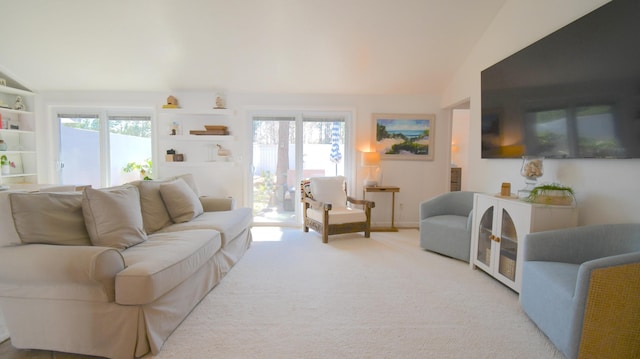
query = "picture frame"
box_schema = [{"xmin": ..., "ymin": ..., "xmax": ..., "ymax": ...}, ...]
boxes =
[{"xmin": 373, "ymin": 113, "xmax": 435, "ymax": 161}]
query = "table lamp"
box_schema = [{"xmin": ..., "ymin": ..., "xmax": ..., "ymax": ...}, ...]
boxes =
[{"xmin": 362, "ymin": 151, "xmax": 381, "ymax": 186}]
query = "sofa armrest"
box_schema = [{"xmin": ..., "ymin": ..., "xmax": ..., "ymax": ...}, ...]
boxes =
[
  {"xmin": 200, "ymin": 196, "xmax": 235, "ymax": 211},
  {"xmin": 0, "ymin": 244, "xmax": 125, "ymax": 302}
]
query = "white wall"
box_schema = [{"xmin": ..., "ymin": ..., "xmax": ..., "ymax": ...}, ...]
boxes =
[
  {"xmin": 442, "ymin": 0, "xmax": 640, "ymax": 225},
  {"xmin": 36, "ymin": 91, "xmax": 450, "ymax": 227}
]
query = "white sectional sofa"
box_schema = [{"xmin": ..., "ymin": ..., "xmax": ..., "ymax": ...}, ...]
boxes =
[{"xmin": 0, "ymin": 174, "xmax": 252, "ymax": 358}]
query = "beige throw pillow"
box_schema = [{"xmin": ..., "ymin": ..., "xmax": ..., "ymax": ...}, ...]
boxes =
[
  {"xmin": 9, "ymin": 192, "xmax": 92, "ymax": 246},
  {"xmin": 160, "ymin": 178, "xmax": 204, "ymax": 223},
  {"xmin": 82, "ymin": 185, "xmax": 147, "ymax": 250},
  {"xmin": 133, "ymin": 180, "xmax": 174, "ymax": 233}
]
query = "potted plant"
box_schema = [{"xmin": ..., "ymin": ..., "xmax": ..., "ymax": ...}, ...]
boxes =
[
  {"xmin": 526, "ymin": 183, "xmax": 575, "ymax": 205},
  {"xmin": 1, "ymin": 155, "xmax": 15, "ymax": 175},
  {"xmin": 122, "ymin": 159, "xmax": 153, "ymax": 180}
]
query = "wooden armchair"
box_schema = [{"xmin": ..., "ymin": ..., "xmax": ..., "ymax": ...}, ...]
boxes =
[{"xmin": 301, "ymin": 176, "xmax": 375, "ymax": 243}]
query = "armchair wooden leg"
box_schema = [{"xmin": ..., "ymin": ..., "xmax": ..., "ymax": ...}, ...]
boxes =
[
  {"xmin": 323, "ymin": 228, "xmax": 329, "ymax": 243},
  {"xmin": 365, "ymin": 230, "xmax": 370, "ymax": 238}
]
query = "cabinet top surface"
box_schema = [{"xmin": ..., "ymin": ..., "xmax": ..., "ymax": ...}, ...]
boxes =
[{"xmin": 475, "ymin": 192, "xmax": 577, "ymax": 209}]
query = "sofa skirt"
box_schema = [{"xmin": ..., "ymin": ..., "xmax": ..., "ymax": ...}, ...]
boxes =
[{"xmin": 1, "ymin": 227, "xmax": 252, "ymax": 359}]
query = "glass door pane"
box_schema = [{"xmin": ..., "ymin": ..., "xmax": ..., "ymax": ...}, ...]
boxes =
[
  {"xmin": 252, "ymin": 117, "xmax": 296, "ymax": 225},
  {"xmin": 476, "ymin": 206, "xmax": 494, "ymax": 266},
  {"xmin": 108, "ymin": 116, "xmax": 152, "ymax": 185},
  {"xmin": 302, "ymin": 119, "xmax": 344, "ymax": 177},
  {"xmin": 498, "ymin": 209, "xmax": 517, "ymax": 281},
  {"xmin": 59, "ymin": 115, "xmax": 101, "ymax": 188}
]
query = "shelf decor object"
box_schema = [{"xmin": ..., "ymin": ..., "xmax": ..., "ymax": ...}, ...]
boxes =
[
  {"xmin": 526, "ymin": 183, "xmax": 575, "ymax": 205},
  {"xmin": 518, "ymin": 156, "xmax": 544, "ymax": 198},
  {"xmin": 162, "ymin": 95, "xmax": 179, "ymax": 109}
]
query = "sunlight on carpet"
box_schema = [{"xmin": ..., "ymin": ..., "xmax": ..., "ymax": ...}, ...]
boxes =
[{"xmin": 147, "ymin": 228, "xmax": 562, "ymax": 359}]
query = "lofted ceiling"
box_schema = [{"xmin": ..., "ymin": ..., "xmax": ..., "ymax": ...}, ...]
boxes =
[{"xmin": 0, "ymin": 0, "xmax": 506, "ymax": 95}]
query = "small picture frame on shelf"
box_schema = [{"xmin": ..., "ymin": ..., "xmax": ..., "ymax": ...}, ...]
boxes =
[
  {"xmin": 9, "ymin": 119, "xmax": 19, "ymax": 130},
  {"xmin": 0, "ymin": 78, "xmax": 6, "ymax": 87}
]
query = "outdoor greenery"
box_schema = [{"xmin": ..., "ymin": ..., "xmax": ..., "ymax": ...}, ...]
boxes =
[
  {"xmin": 253, "ymin": 170, "xmax": 276, "ymax": 214},
  {"xmin": 122, "ymin": 158, "xmax": 153, "ymax": 180}
]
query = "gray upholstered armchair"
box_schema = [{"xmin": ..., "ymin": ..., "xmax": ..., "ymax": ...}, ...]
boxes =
[
  {"xmin": 419, "ymin": 191, "xmax": 475, "ymax": 262},
  {"xmin": 520, "ymin": 223, "xmax": 640, "ymax": 359}
]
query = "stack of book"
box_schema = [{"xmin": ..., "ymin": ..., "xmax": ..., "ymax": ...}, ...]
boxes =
[{"xmin": 189, "ymin": 125, "xmax": 229, "ymax": 135}]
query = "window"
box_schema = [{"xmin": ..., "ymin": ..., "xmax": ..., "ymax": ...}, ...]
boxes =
[{"xmin": 58, "ymin": 111, "xmax": 152, "ymax": 188}]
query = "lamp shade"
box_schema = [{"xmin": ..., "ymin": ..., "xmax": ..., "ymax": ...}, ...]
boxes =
[{"xmin": 361, "ymin": 152, "xmax": 380, "ymax": 167}]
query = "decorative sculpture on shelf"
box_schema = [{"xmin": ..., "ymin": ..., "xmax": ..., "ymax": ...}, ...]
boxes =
[
  {"xmin": 14, "ymin": 96, "xmax": 26, "ymax": 111},
  {"xmin": 214, "ymin": 93, "xmax": 226, "ymax": 109},
  {"xmin": 162, "ymin": 95, "xmax": 179, "ymax": 109}
]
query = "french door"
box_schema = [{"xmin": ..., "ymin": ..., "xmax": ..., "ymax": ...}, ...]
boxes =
[{"xmin": 250, "ymin": 111, "xmax": 352, "ymax": 226}]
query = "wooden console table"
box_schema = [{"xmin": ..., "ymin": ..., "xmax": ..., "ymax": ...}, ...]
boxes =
[{"xmin": 363, "ymin": 186, "xmax": 399, "ymax": 232}]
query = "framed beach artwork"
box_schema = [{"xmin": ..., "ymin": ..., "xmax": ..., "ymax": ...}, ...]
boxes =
[{"xmin": 373, "ymin": 113, "xmax": 435, "ymax": 161}]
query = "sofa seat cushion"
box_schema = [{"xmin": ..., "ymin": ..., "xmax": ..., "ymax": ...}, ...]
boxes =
[
  {"xmin": 307, "ymin": 207, "xmax": 366, "ymax": 225},
  {"xmin": 422, "ymin": 215, "xmax": 467, "ymax": 231},
  {"xmin": 157, "ymin": 208, "xmax": 252, "ymax": 246},
  {"xmin": 116, "ymin": 229, "xmax": 221, "ymax": 305},
  {"xmin": 524, "ymin": 261, "xmax": 580, "ymax": 299}
]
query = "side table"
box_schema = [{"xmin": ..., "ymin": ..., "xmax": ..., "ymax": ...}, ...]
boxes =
[{"xmin": 363, "ymin": 186, "xmax": 399, "ymax": 232}]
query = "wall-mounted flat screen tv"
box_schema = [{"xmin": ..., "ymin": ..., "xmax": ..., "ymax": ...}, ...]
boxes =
[{"xmin": 481, "ymin": 0, "xmax": 640, "ymax": 159}]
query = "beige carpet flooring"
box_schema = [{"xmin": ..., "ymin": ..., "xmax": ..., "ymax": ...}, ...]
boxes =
[{"xmin": 146, "ymin": 228, "xmax": 562, "ymax": 359}]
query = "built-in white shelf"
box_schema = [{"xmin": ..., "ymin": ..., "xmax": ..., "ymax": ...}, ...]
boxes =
[
  {"xmin": 0, "ymin": 85, "xmax": 33, "ymax": 97},
  {"xmin": 162, "ymin": 135, "xmax": 234, "ymax": 141},
  {"xmin": 159, "ymin": 108, "xmax": 234, "ymax": 116},
  {"xmin": 162, "ymin": 161, "xmax": 235, "ymax": 167}
]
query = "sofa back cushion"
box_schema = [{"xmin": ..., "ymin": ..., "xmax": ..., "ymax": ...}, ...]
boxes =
[
  {"xmin": 160, "ymin": 178, "xmax": 204, "ymax": 223},
  {"xmin": 133, "ymin": 180, "xmax": 174, "ymax": 234},
  {"xmin": 130, "ymin": 174, "xmax": 201, "ymax": 233},
  {"xmin": 9, "ymin": 192, "xmax": 91, "ymax": 246},
  {"xmin": 82, "ymin": 185, "xmax": 147, "ymax": 249}
]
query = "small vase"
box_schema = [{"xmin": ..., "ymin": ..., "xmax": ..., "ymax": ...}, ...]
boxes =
[{"xmin": 1, "ymin": 164, "xmax": 10, "ymax": 175}]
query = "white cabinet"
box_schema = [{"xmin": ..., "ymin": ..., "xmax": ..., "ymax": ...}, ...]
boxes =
[
  {"xmin": 470, "ymin": 193, "xmax": 578, "ymax": 293},
  {"xmin": 157, "ymin": 108, "xmax": 236, "ymax": 168},
  {"xmin": 0, "ymin": 86, "xmax": 36, "ymax": 185}
]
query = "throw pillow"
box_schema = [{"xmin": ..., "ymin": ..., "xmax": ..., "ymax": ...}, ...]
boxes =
[
  {"xmin": 310, "ymin": 176, "xmax": 347, "ymax": 209},
  {"xmin": 9, "ymin": 192, "xmax": 92, "ymax": 246},
  {"xmin": 82, "ymin": 185, "xmax": 147, "ymax": 250},
  {"xmin": 133, "ymin": 180, "xmax": 174, "ymax": 233},
  {"xmin": 159, "ymin": 178, "xmax": 204, "ymax": 223}
]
